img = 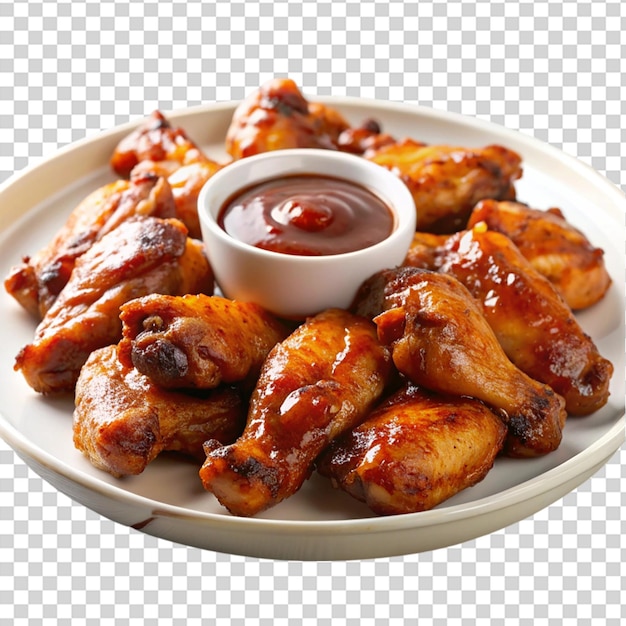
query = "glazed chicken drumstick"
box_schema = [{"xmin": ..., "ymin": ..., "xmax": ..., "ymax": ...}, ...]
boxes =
[
  {"xmin": 353, "ymin": 267, "xmax": 567, "ymax": 457},
  {"xmin": 199, "ymin": 308, "xmax": 393, "ymax": 517},
  {"xmin": 73, "ymin": 345, "xmax": 247, "ymax": 478},
  {"xmin": 317, "ymin": 382, "xmax": 507, "ymax": 515},
  {"xmin": 431, "ymin": 225, "xmax": 613, "ymax": 416},
  {"xmin": 118, "ymin": 294, "xmax": 290, "ymax": 390}
]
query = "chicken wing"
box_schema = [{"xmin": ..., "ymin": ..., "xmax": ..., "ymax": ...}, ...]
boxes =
[
  {"xmin": 366, "ymin": 140, "xmax": 523, "ymax": 233},
  {"xmin": 225, "ymin": 78, "xmax": 350, "ymax": 159},
  {"xmin": 335, "ymin": 118, "xmax": 397, "ymax": 156},
  {"xmin": 14, "ymin": 217, "xmax": 214, "ymax": 395},
  {"xmin": 317, "ymin": 382, "xmax": 507, "ymax": 515},
  {"xmin": 110, "ymin": 110, "xmax": 209, "ymax": 179},
  {"xmin": 403, "ymin": 231, "xmax": 449, "ymax": 270},
  {"xmin": 73, "ymin": 344, "xmax": 247, "ymax": 477},
  {"xmin": 199, "ymin": 308, "xmax": 393, "ymax": 517},
  {"xmin": 110, "ymin": 109, "xmax": 225, "ymax": 238},
  {"xmin": 175, "ymin": 237, "xmax": 216, "ymax": 296},
  {"xmin": 4, "ymin": 171, "xmax": 176, "ymax": 319},
  {"xmin": 467, "ymin": 199, "xmax": 612, "ymax": 310},
  {"xmin": 118, "ymin": 294, "xmax": 290, "ymax": 390},
  {"xmin": 433, "ymin": 225, "xmax": 613, "ymax": 415},
  {"xmin": 353, "ymin": 267, "xmax": 567, "ymax": 457},
  {"xmin": 131, "ymin": 159, "xmax": 223, "ymax": 239}
]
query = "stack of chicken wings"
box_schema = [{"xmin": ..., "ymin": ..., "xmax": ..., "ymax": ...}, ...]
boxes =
[{"xmin": 5, "ymin": 78, "xmax": 614, "ymax": 517}]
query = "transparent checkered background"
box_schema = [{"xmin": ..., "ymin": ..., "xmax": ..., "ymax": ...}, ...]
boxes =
[{"xmin": 1, "ymin": 0, "xmax": 625, "ymax": 624}]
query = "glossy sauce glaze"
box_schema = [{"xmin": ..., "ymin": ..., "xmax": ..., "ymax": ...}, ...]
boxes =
[{"xmin": 218, "ymin": 174, "xmax": 395, "ymax": 256}]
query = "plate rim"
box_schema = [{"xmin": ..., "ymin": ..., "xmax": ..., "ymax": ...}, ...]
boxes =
[
  {"xmin": 0, "ymin": 407, "xmax": 623, "ymax": 535},
  {"xmin": 1, "ymin": 96, "xmax": 624, "ymax": 556},
  {"xmin": 3, "ymin": 95, "xmax": 625, "ymax": 204}
]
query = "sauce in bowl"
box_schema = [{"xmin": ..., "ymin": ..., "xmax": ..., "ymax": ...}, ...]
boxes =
[{"xmin": 218, "ymin": 174, "xmax": 394, "ymax": 256}]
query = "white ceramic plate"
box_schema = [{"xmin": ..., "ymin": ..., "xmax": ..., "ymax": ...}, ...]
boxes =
[{"xmin": 0, "ymin": 98, "xmax": 624, "ymax": 561}]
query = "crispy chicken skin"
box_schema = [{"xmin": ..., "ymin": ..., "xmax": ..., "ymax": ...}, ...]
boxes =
[
  {"xmin": 110, "ymin": 110, "xmax": 209, "ymax": 179},
  {"xmin": 73, "ymin": 345, "xmax": 247, "ymax": 477},
  {"xmin": 199, "ymin": 308, "xmax": 393, "ymax": 517},
  {"xmin": 14, "ymin": 217, "xmax": 214, "ymax": 395},
  {"xmin": 336, "ymin": 118, "xmax": 397, "ymax": 156},
  {"xmin": 4, "ymin": 171, "xmax": 176, "ymax": 319},
  {"xmin": 131, "ymin": 159, "xmax": 223, "ymax": 239},
  {"xmin": 403, "ymin": 231, "xmax": 450, "ymax": 270},
  {"xmin": 467, "ymin": 199, "xmax": 612, "ymax": 310},
  {"xmin": 118, "ymin": 294, "xmax": 289, "ymax": 391},
  {"xmin": 225, "ymin": 78, "xmax": 351, "ymax": 159},
  {"xmin": 176, "ymin": 237, "xmax": 216, "ymax": 296},
  {"xmin": 317, "ymin": 382, "xmax": 507, "ymax": 515},
  {"xmin": 353, "ymin": 267, "xmax": 567, "ymax": 457},
  {"xmin": 366, "ymin": 140, "xmax": 522, "ymax": 233},
  {"xmin": 111, "ymin": 110, "xmax": 224, "ymax": 238},
  {"xmin": 433, "ymin": 225, "xmax": 613, "ymax": 416}
]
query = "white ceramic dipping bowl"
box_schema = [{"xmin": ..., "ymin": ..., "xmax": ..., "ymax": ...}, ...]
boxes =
[{"xmin": 198, "ymin": 148, "xmax": 416, "ymax": 319}]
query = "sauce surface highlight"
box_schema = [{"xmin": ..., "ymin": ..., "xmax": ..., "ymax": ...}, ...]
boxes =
[{"xmin": 218, "ymin": 174, "xmax": 394, "ymax": 256}]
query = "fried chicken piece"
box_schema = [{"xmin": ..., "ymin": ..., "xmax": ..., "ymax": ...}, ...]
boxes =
[
  {"xmin": 111, "ymin": 110, "xmax": 225, "ymax": 238},
  {"xmin": 401, "ymin": 224, "xmax": 613, "ymax": 415},
  {"xmin": 73, "ymin": 344, "xmax": 247, "ymax": 477},
  {"xmin": 110, "ymin": 110, "xmax": 209, "ymax": 178},
  {"xmin": 131, "ymin": 159, "xmax": 223, "ymax": 239},
  {"xmin": 176, "ymin": 237, "xmax": 215, "ymax": 296},
  {"xmin": 353, "ymin": 267, "xmax": 567, "ymax": 457},
  {"xmin": 467, "ymin": 199, "xmax": 612, "ymax": 310},
  {"xmin": 336, "ymin": 118, "xmax": 397, "ymax": 156},
  {"xmin": 403, "ymin": 231, "xmax": 450, "ymax": 270},
  {"xmin": 433, "ymin": 225, "xmax": 613, "ymax": 416},
  {"xmin": 118, "ymin": 294, "xmax": 290, "ymax": 391},
  {"xmin": 366, "ymin": 139, "xmax": 523, "ymax": 233},
  {"xmin": 317, "ymin": 382, "xmax": 507, "ymax": 515},
  {"xmin": 4, "ymin": 171, "xmax": 176, "ymax": 319},
  {"xmin": 225, "ymin": 78, "xmax": 351, "ymax": 159},
  {"xmin": 199, "ymin": 308, "xmax": 393, "ymax": 517},
  {"xmin": 307, "ymin": 99, "xmax": 353, "ymax": 145},
  {"xmin": 14, "ymin": 217, "xmax": 214, "ymax": 395}
]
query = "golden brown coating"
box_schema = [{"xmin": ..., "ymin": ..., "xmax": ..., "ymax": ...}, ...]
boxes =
[
  {"xmin": 307, "ymin": 100, "xmax": 354, "ymax": 145},
  {"xmin": 4, "ymin": 171, "xmax": 176, "ymax": 319},
  {"xmin": 336, "ymin": 118, "xmax": 397, "ymax": 156},
  {"xmin": 433, "ymin": 225, "xmax": 613, "ymax": 416},
  {"xmin": 366, "ymin": 140, "xmax": 523, "ymax": 233},
  {"xmin": 130, "ymin": 155, "xmax": 224, "ymax": 240},
  {"xmin": 176, "ymin": 237, "xmax": 216, "ymax": 297},
  {"xmin": 225, "ymin": 78, "xmax": 351, "ymax": 159},
  {"xmin": 199, "ymin": 308, "xmax": 393, "ymax": 517},
  {"xmin": 467, "ymin": 199, "xmax": 612, "ymax": 310},
  {"xmin": 403, "ymin": 231, "xmax": 450, "ymax": 270},
  {"xmin": 317, "ymin": 382, "xmax": 507, "ymax": 515},
  {"xmin": 118, "ymin": 294, "xmax": 290, "ymax": 391},
  {"xmin": 111, "ymin": 109, "xmax": 225, "ymax": 239},
  {"xmin": 353, "ymin": 267, "xmax": 567, "ymax": 457},
  {"xmin": 110, "ymin": 110, "xmax": 208, "ymax": 179},
  {"xmin": 73, "ymin": 345, "xmax": 247, "ymax": 477},
  {"xmin": 14, "ymin": 217, "xmax": 214, "ymax": 395},
  {"xmin": 158, "ymin": 160, "xmax": 222, "ymax": 240}
]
